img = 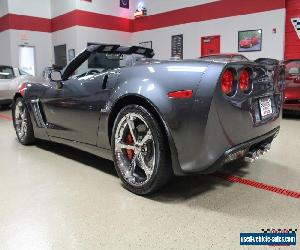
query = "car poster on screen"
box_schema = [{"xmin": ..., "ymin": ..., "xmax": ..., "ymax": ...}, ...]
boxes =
[{"xmin": 238, "ymin": 29, "xmax": 262, "ymax": 52}]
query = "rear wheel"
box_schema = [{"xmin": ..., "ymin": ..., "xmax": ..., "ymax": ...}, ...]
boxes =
[
  {"xmin": 12, "ymin": 97, "xmax": 35, "ymax": 145},
  {"xmin": 112, "ymin": 105, "xmax": 173, "ymax": 195}
]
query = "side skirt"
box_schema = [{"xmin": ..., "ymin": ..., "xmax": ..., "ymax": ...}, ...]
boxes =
[{"xmin": 49, "ymin": 136, "xmax": 113, "ymax": 161}]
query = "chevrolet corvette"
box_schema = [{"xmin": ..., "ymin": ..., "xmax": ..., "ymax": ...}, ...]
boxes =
[
  {"xmin": 284, "ymin": 60, "xmax": 300, "ymax": 113},
  {"xmin": 12, "ymin": 44, "xmax": 284, "ymax": 195},
  {"xmin": 0, "ymin": 65, "xmax": 31, "ymax": 108},
  {"xmin": 239, "ymin": 36, "xmax": 260, "ymax": 48}
]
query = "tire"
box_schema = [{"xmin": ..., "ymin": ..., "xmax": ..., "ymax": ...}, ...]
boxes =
[
  {"xmin": 12, "ymin": 97, "xmax": 35, "ymax": 145},
  {"xmin": 112, "ymin": 104, "xmax": 173, "ymax": 195}
]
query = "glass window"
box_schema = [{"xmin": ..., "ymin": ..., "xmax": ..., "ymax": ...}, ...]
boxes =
[
  {"xmin": 19, "ymin": 69, "xmax": 30, "ymax": 76},
  {"xmin": 0, "ymin": 66, "xmax": 15, "ymax": 80},
  {"xmin": 286, "ymin": 61, "xmax": 300, "ymax": 76}
]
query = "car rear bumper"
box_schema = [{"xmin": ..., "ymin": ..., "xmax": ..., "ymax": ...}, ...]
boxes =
[
  {"xmin": 170, "ymin": 88, "xmax": 282, "ymax": 175},
  {"xmin": 283, "ymin": 102, "xmax": 300, "ymax": 111},
  {"xmin": 198, "ymin": 126, "xmax": 280, "ymax": 174}
]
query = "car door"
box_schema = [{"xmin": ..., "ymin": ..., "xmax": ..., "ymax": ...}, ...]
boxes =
[{"xmin": 41, "ymin": 72, "xmax": 115, "ymax": 145}]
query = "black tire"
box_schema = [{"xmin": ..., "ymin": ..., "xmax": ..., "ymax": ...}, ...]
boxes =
[
  {"xmin": 12, "ymin": 97, "xmax": 35, "ymax": 145},
  {"xmin": 112, "ymin": 104, "xmax": 173, "ymax": 195}
]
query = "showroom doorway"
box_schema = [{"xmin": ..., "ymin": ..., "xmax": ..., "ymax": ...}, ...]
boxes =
[
  {"xmin": 201, "ymin": 35, "xmax": 220, "ymax": 56},
  {"xmin": 19, "ymin": 45, "xmax": 36, "ymax": 76},
  {"xmin": 54, "ymin": 44, "xmax": 67, "ymax": 69}
]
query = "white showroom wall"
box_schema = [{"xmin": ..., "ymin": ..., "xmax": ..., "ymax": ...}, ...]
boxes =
[
  {"xmin": 138, "ymin": 0, "xmax": 219, "ymax": 15},
  {"xmin": 52, "ymin": 26, "xmax": 132, "ymax": 66},
  {"xmin": 51, "ymin": 0, "xmax": 76, "ymax": 18},
  {"xmin": 7, "ymin": 0, "xmax": 51, "ymax": 18},
  {"xmin": 75, "ymin": 0, "xmax": 138, "ymax": 19},
  {"xmin": 0, "ymin": 0, "xmax": 10, "ymax": 66},
  {"xmin": 0, "ymin": 31, "xmax": 12, "ymax": 65},
  {"xmin": 0, "ymin": 0, "xmax": 8, "ymax": 17},
  {"xmin": 132, "ymin": 9, "xmax": 286, "ymax": 60},
  {"xmin": 51, "ymin": 27, "xmax": 78, "ymax": 60}
]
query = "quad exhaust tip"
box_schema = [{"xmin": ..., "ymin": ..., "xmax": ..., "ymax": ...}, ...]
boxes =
[{"xmin": 244, "ymin": 143, "xmax": 271, "ymax": 163}]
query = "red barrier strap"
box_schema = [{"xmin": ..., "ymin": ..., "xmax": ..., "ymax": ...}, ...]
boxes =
[{"xmin": 212, "ymin": 172, "xmax": 300, "ymax": 199}]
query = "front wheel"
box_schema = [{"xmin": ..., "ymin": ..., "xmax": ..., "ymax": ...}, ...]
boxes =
[
  {"xmin": 12, "ymin": 97, "xmax": 35, "ymax": 145},
  {"xmin": 112, "ymin": 105, "xmax": 173, "ymax": 195}
]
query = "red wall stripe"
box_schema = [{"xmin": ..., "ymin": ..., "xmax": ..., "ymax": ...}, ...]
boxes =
[
  {"xmin": 212, "ymin": 172, "xmax": 300, "ymax": 199},
  {"xmin": 0, "ymin": 14, "xmax": 51, "ymax": 33},
  {"xmin": 73, "ymin": 10, "xmax": 134, "ymax": 33},
  {"xmin": 51, "ymin": 10, "xmax": 78, "ymax": 32},
  {"xmin": 51, "ymin": 10, "xmax": 134, "ymax": 32},
  {"xmin": 0, "ymin": 0, "xmax": 285, "ymax": 33},
  {"xmin": 0, "ymin": 15, "xmax": 9, "ymax": 32}
]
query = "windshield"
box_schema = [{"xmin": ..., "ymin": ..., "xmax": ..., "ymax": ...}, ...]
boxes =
[
  {"xmin": 0, "ymin": 66, "xmax": 15, "ymax": 80},
  {"xmin": 75, "ymin": 53, "xmax": 145, "ymax": 77}
]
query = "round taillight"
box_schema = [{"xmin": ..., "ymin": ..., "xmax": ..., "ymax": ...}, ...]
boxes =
[
  {"xmin": 239, "ymin": 69, "xmax": 251, "ymax": 92},
  {"xmin": 221, "ymin": 69, "xmax": 234, "ymax": 95}
]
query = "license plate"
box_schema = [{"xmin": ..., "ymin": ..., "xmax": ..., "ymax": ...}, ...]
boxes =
[{"xmin": 259, "ymin": 97, "xmax": 273, "ymax": 117}]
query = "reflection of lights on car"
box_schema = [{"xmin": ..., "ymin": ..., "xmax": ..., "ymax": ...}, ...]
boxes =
[
  {"xmin": 167, "ymin": 66, "xmax": 207, "ymax": 73},
  {"xmin": 148, "ymin": 67, "xmax": 155, "ymax": 73},
  {"xmin": 146, "ymin": 84, "xmax": 155, "ymax": 91}
]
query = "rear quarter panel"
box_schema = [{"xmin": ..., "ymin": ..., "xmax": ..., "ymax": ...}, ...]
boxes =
[{"xmin": 99, "ymin": 60, "xmax": 226, "ymax": 174}]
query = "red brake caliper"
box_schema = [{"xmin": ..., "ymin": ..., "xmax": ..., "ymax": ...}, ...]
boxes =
[{"xmin": 126, "ymin": 132, "xmax": 134, "ymax": 160}]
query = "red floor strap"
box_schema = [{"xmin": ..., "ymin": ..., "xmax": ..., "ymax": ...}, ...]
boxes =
[
  {"xmin": 0, "ymin": 114, "xmax": 12, "ymax": 121},
  {"xmin": 212, "ymin": 172, "xmax": 300, "ymax": 199}
]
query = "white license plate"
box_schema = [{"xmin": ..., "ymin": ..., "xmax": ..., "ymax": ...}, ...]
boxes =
[{"xmin": 259, "ymin": 97, "xmax": 273, "ymax": 117}]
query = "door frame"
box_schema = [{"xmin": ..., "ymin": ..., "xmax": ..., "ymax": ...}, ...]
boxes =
[{"xmin": 18, "ymin": 45, "xmax": 37, "ymax": 76}]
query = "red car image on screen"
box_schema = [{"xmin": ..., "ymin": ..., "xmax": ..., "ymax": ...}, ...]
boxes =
[
  {"xmin": 239, "ymin": 36, "xmax": 261, "ymax": 48},
  {"xmin": 284, "ymin": 60, "xmax": 300, "ymax": 112}
]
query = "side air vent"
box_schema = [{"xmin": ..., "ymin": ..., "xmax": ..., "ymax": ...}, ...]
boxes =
[{"xmin": 31, "ymin": 99, "xmax": 47, "ymax": 128}]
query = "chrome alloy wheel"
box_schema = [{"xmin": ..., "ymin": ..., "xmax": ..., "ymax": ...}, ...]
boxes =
[
  {"xmin": 14, "ymin": 100, "xmax": 28, "ymax": 139},
  {"xmin": 114, "ymin": 112, "xmax": 155, "ymax": 187}
]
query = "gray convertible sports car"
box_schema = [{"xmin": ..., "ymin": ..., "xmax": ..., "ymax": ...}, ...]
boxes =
[{"xmin": 12, "ymin": 44, "xmax": 284, "ymax": 195}]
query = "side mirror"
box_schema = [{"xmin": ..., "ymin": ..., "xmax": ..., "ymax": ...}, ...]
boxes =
[{"xmin": 49, "ymin": 70, "xmax": 63, "ymax": 89}]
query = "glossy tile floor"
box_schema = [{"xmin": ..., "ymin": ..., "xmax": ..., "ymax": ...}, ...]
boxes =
[{"xmin": 0, "ymin": 107, "xmax": 299, "ymax": 250}]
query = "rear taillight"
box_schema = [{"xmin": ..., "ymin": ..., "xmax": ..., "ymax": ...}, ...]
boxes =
[
  {"xmin": 221, "ymin": 69, "xmax": 234, "ymax": 95},
  {"xmin": 239, "ymin": 69, "xmax": 251, "ymax": 92}
]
